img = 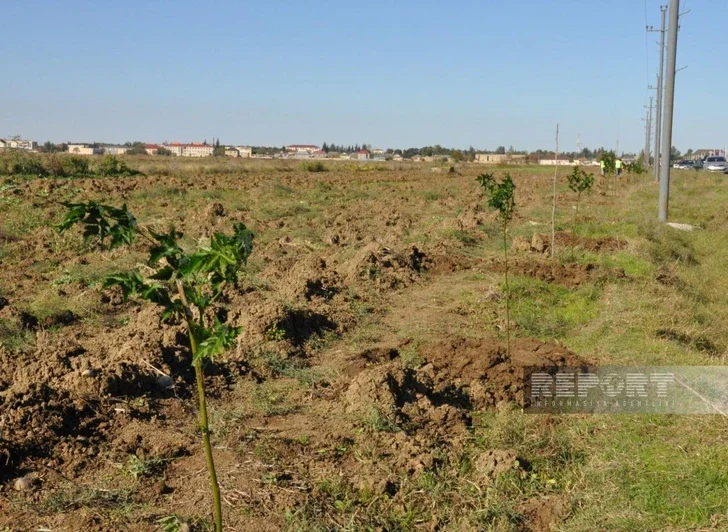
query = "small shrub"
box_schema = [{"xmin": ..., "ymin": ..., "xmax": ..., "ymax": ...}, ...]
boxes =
[
  {"xmin": 95, "ymin": 155, "xmax": 139, "ymax": 177},
  {"xmin": 301, "ymin": 161, "xmax": 327, "ymax": 173},
  {"xmin": 626, "ymin": 159, "xmax": 647, "ymax": 175}
]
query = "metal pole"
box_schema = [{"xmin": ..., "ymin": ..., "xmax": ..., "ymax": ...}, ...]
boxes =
[
  {"xmin": 654, "ymin": 6, "xmax": 667, "ymax": 179},
  {"xmin": 658, "ymin": 0, "xmax": 679, "ymax": 222}
]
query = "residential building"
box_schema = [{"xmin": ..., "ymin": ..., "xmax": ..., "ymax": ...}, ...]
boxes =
[
  {"xmin": 352, "ymin": 149, "xmax": 370, "ymax": 160},
  {"xmin": 162, "ymin": 142, "xmax": 214, "ymax": 157},
  {"xmin": 0, "ymin": 138, "xmax": 38, "ymax": 151},
  {"xmin": 372, "ymin": 148, "xmax": 385, "ymax": 156},
  {"xmin": 311, "ymin": 150, "xmax": 327, "ymax": 158},
  {"xmin": 688, "ymin": 149, "xmax": 725, "ymax": 161},
  {"xmin": 68, "ymin": 144, "xmax": 103, "ymax": 155},
  {"xmin": 235, "ymin": 146, "xmax": 252, "ymax": 158},
  {"xmin": 145, "ymin": 144, "xmax": 161, "ymax": 155},
  {"xmin": 285, "ymin": 144, "xmax": 319, "ymax": 153},
  {"xmin": 104, "ymin": 145, "xmax": 128, "ymax": 155},
  {"xmin": 538, "ymin": 159, "xmax": 579, "ymax": 166},
  {"xmin": 474, "ymin": 153, "xmax": 526, "ymax": 164}
]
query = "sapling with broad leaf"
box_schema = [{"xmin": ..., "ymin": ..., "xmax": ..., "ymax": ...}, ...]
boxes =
[
  {"xmin": 476, "ymin": 173, "xmax": 516, "ymax": 357},
  {"xmin": 566, "ymin": 166, "xmax": 594, "ymax": 232},
  {"xmin": 57, "ymin": 201, "xmax": 253, "ymax": 532}
]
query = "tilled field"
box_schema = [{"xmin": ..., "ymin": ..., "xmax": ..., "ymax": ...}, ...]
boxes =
[{"xmin": 0, "ymin": 160, "xmax": 726, "ymax": 531}]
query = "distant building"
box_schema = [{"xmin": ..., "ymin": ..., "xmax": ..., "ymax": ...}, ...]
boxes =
[
  {"xmin": 392, "ymin": 154, "xmax": 403, "ymax": 161},
  {"xmin": 286, "ymin": 144, "xmax": 319, "ymax": 154},
  {"xmin": 104, "ymin": 145, "xmax": 129, "ymax": 155},
  {"xmin": 474, "ymin": 153, "xmax": 526, "ymax": 164},
  {"xmin": 311, "ymin": 150, "xmax": 327, "ymax": 158},
  {"xmin": 372, "ymin": 148, "xmax": 385, "ymax": 156},
  {"xmin": 162, "ymin": 142, "xmax": 213, "ymax": 157},
  {"xmin": 538, "ymin": 159, "xmax": 579, "ymax": 166},
  {"xmin": 0, "ymin": 138, "xmax": 38, "ymax": 151},
  {"xmin": 688, "ymin": 149, "xmax": 725, "ymax": 160},
  {"xmin": 352, "ymin": 149, "xmax": 370, "ymax": 160},
  {"xmin": 145, "ymin": 144, "xmax": 161, "ymax": 155},
  {"xmin": 236, "ymin": 146, "xmax": 252, "ymax": 158},
  {"xmin": 68, "ymin": 144, "xmax": 103, "ymax": 155}
]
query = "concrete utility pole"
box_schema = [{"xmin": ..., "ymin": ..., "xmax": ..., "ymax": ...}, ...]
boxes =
[
  {"xmin": 658, "ymin": 0, "xmax": 679, "ymax": 221},
  {"xmin": 644, "ymin": 98, "xmax": 653, "ymax": 168},
  {"xmin": 653, "ymin": 6, "xmax": 668, "ymax": 180}
]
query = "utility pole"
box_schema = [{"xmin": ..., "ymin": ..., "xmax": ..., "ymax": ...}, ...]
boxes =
[
  {"xmin": 643, "ymin": 98, "xmax": 653, "ymax": 168},
  {"xmin": 648, "ymin": 6, "xmax": 668, "ymax": 179},
  {"xmin": 658, "ymin": 0, "xmax": 679, "ymax": 222}
]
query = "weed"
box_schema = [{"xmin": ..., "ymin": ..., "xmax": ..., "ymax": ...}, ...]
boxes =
[{"xmin": 121, "ymin": 454, "xmax": 165, "ymax": 480}]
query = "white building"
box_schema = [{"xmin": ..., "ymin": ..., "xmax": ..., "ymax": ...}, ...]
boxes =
[
  {"xmin": 68, "ymin": 144, "xmax": 103, "ymax": 155},
  {"xmin": 225, "ymin": 146, "xmax": 252, "ymax": 158},
  {"xmin": 285, "ymin": 144, "xmax": 319, "ymax": 154},
  {"xmin": 0, "ymin": 138, "xmax": 38, "ymax": 151},
  {"xmin": 104, "ymin": 146, "xmax": 129, "ymax": 155},
  {"xmin": 162, "ymin": 143, "xmax": 214, "ymax": 157},
  {"xmin": 538, "ymin": 159, "xmax": 580, "ymax": 166}
]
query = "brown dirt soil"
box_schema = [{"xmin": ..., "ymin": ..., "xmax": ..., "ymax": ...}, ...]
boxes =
[
  {"xmin": 491, "ymin": 258, "xmax": 626, "ymax": 287},
  {"xmin": 0, "ymin": 165, "xmax": 622, "ymax": 531},
  {"xmin": 513, "ymin": 231, "xmax": 627, "ymax": 255}
]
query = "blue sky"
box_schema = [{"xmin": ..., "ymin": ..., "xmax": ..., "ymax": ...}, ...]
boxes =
[{"xmin": 1, "ymin": 0, "xmax": 724, "ymax": 152}]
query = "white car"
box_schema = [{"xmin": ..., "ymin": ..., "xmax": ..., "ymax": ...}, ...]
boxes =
[{"xmin": 703, "ymin": 156, "xmax": 727, "ymax": 172}]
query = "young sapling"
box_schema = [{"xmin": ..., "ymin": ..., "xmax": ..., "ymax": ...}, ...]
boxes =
[
  {"xmin": 567, "ymin": 166, "xmax": 594, "ymax": 232},
  {"xmin": 476, "ymin": 173, "xmax": 516, "ymax": 357},
  {"xmin": 57, "ymin": 201, "xmax": 253, "ymax": 532}
]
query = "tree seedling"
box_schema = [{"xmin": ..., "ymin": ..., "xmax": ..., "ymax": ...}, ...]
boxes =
[
  {"xmin": 57, "ymin": 201, "xmax": 253, "ymax": 532},
  {"xmin": 477, "ymin": 173, "xmax": 516, "ymax": 357},
  {"xmin": 567, "ymin": 166, "xmax": 594, "ymax": 233}
]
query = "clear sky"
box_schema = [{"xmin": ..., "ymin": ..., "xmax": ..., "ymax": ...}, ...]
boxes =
[{"xmin": 1, "ymin": 0, "xmax": 723, "ymax": 153}]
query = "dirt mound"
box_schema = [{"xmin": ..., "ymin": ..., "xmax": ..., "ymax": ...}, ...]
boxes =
[
  {"xmin": 345, "ymin": 337, "xmax": 584, "ymax": 437},
  {"xmin": 454, "ymin": 203, "xmax": 499, "ymax": 230},
  {"xmin": 276, "ymin": 255, "xmax": 342, "ymax": 302},
  {"xmin": 340, "ymin": 243, "xmax": 427, "ymax": 290},
  {"xmin": 513, "ymin": 232, "xmax": 627, "ymax": 255},
  {"xmin": 491, "ymin": 259, "xmax": 625, "ymax": 287}
]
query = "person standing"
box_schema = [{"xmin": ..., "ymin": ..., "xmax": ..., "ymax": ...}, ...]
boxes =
[{"xmin": 615, "ymin": 158, "xmax": 623, "ymax": 177}]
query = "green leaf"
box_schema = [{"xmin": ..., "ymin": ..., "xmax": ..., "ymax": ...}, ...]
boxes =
[
  {"xmin": 149, "ymin": 265, "xmax": 175, "ymax": 281},
  {"xmin": 149, "ymin": 227, "xmax": 183, "ymax": 267},
  {"xmin": 178, "ymin": 223, "xmax": 254, "ymax": 286},
  {"xmin": 193, "ymin": 318, "xmax": 241, "ymax": 363},
  {"xmin": 55, "ymin": 201, "xmax": 138, "ymax": 250},
  {"xmin": 477, "ymin": 173, "xmax": 516, "ymax": 224}
]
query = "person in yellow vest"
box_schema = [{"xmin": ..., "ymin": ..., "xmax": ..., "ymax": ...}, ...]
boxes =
[
  {"xmin": 615, "ymin": 158, "xmax": 623, "ymax": 177},
  {"xmin": 600, "ymin": 159, "xmax": 606, "ymax": 176}
]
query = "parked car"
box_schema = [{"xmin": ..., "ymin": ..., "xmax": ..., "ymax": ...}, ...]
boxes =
[
  {"xmin": 703, "ymin": 156, "xmax": 727, "ymax": 172},
  {"xmin": 673, "ymin": 160, "xmax": 693, "ymax": 169}
]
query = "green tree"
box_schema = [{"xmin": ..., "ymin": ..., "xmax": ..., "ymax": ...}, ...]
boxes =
[{"xmin": 495, "ymin": 146, "xmax": 506, "ymax": 154}]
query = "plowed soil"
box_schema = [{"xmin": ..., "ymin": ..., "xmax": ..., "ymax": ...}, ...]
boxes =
[{"xmin": 0, "ymin": 161, "xmax": 619, "ymax": 531}]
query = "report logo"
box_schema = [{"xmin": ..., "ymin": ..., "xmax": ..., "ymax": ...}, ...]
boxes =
[{"xmin": 523, "ymin": 366, "xmax": 728, "ymax": 414}]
